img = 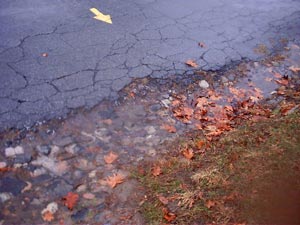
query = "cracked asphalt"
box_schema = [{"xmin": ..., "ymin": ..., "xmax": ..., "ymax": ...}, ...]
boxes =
[{"xmin": 1, "ymin": 0, "xmax": 300, "ymax": 130}]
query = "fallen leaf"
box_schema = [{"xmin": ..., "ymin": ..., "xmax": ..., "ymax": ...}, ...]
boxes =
[
  {"xmin": 185, "ymin": 59, "xmax": 198, "ymax": 68},
  {"xmin": 104, "ymin": 152, "xmax": 118, "ymax": 164},
  {"xmin": 206, "ymin": 200, "xmax": 216, "ymax": 209},
  {"xmin": 198, "ymin": 42, "xmax": 206, "ymax": 48},
  {"xmin": 273, "ymin": 72, "xmax": 282, "ymax": 78},
  {"xmin": 105, "ymin": 173, "xmax": 124, "ymax": 188},
  {"xmin": 182, "ymin": 148, "xmax": 194, "ymax": 160},
  {"xmin": 276, "ymin": 78, "xmax": 289, "ymax": 86},
  {"xmin": 157, "ymin": 195, "xmax": 169, "ymax": 205},
  {"xmin": 62, "ymin": 192, "xmax": 79, "ymax": 210},
  {"xmin": 163, "ymin": 207, "xmax": 176, "ymax": 222},
  {"xmin": 196, "ymin": 140, "xmax": 205, "ymax": 149},
  {"xmin": 161, "ymin": 124, "xmax": 177, "ymax": 133},
  {"xmin": 289, "ymin": 66, "xmax": 300, "ymax": 73},
  {"xmin": 152, "ymin": 165, "xmax": 162, "ymax": 176},
  {"xmin": 42, "ymin": 211, "xmax": 54, "ymax": 222}
]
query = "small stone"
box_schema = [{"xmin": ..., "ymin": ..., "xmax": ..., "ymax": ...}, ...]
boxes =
[
  {"xmin": 221, "ymin": 76, "xmax": 229, "ymax": 83},
  {"xmin": 71, "ymin": 208, "xmax": 88, "ymax": 223},
  {"xmin": 37, "ymin": 145, "xmax": 51, "ymax": 155},
  {"xmin": 145, "ymin": 126, "xmax": 156, "ymax": 135},
  {"xmin": 14, "ymin": 154, "xmax": 32, "ymax": 164},
  {"xmin": 53, "ymin": 136, "xmax": 73, "ymax": 147},
  {"xmin": 89, "ymin": 170, "xmax": 97, "ymax": 178},
  {"xmin": 31, "ymin": 198, "xmax": 42, "ymax": 205},
  {"xmin": 147, "ymin": 149, "xmax": 157, "ymax": 156},
  {"xmin": 0, "ymin": 192, "xmax": 12, "ymax": 202},
  {"xmin": 83, "ymin": 193, "xmax": 95, "ymax": 200},
  {"xmin": 161, "ymin": 99, "xmax": 171, "ymax": 108},
  {"xmin": 199, "ymin": 80, "xmax": 209, "ymax": 89},
  {"xmin": 65, "ymin": 144, "xmax": 83, "ymax": 154},
  {"xmin": 149, "ymin": 104, "xmax": 161, "ymax": 112},
  {"xmin": 76, "ymin": 184, "xmax": 87, "ymax": 192},
  {"xmin": 5, "ymin": 146, "xmax": 24, "ymax": 157},
  {"xmin": 0, "ymin": 162, "xmax": 7, "ymax": 169}
]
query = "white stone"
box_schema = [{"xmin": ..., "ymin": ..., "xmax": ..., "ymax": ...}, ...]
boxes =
[
  {"xmin": 14, "ymin": 146, "xmax": 24, "ymax": 154},
  {"xmin": 0, "ymin": 192, "xmax": 12, "ymax": 203},
  {"xmin": 199, "ymin": 80, "xmax": 210, "ymax": 89},
  {"xmin": 5, "ymin": 146, "xmax": 24, "ymax": 157},
  {"xmin": 5, "ymin": 147, "xmax": 16, "ymax": 157},
  {"xmin": 145, "ymin": 126, "xmax": 156, "ymax": 135}
]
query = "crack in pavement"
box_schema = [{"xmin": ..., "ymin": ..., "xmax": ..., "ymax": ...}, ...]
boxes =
[{"xmin": 0, "ymin": 0, "xmax": 300, "ymax": 130}]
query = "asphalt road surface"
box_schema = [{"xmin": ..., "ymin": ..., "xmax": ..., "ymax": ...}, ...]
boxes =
[{"xmin": 1, "ymin": 0, "xmax": 300, "ymax": 130}]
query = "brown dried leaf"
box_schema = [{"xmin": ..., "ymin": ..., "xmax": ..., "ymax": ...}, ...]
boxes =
[
  {"xmin": 196, "ymin": 140, "xmax": 205, "ymax": 149},
  {"xmin": 62, "ymin": 192, "xmax": 79, "ymax": 210},
  {"xmin": 157, "ymin": 195, "xmax": 169, "ymax": 205},
  {"xmin": 182, "ymin": 148, "xmax": 194, "ymax": 160},
  {"xmin": 104, "ymin": 152, "xmax": 118, "ymax": 164},
  {"xmin": 276, "ymin": 78, "xmax": 289, "ymax": 86},
  {"xmin": 206, "ymin": 200, "xmax": 216, "ymax": 209},
  {"xmin": 105, "ymin": 173, "xmax": 124, "ymax": 188},
  {"xmin": 289, "ymin": 66, "xmax": 300, "ymax": 73},
  {"xmin": 185, "ymin": 59, "xmax": 198, "ymax": 68},
  {"xmin": 42, "ymin": 211, "xmax": 54, "ymax": 222},
  {"xmin": 152, "ymin": 165, "xmax": 162, "ymax": 177},
  {"xmin": 161, "ymin": 124, "xmax": 177, "ymax": 133},
  {"xmin": 163, "ymin": 207, "xmax": 176, "ymax": 222}
]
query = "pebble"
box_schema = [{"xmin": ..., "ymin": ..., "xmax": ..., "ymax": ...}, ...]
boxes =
[
  {"xmin": 0, "ymin": 192, "xmax": 12, "ymax": 202},
  {"xmin": 14, "ymin": 154, "xmax": 32, "ymax": 164},
  {"xmin": 149, "ymin": 104, "xmax": 161, "ymax": 112},
  {"xmin": 5, "ymin": 146, "xmax": 24, "ymax": 157},
  {"xmin": 36, "ymin": 145, "xmax": 51, "ymax": 155},
  {"xmin": 199, "ymin": 80, "xmax": 209, "ymax": 89},
  {"xmin": 144, "ymin": 126, "xmax": 156, "ymax": 135},
  {"xmin": 161, "ymin": 99, "xmax": 171, "ymax": 108},
  {"xmin": 71, "ymin": 208, "xmax": 89, "ymax": 222},
  {"xmin": 76, "ymin": 184, "xmax": 87, "ymax": 192},
  {"xmin": 221, "ymin": 76, "xmax": 229, "ymax": 83},
  {"xmin": 53, "ymin": 136, "xmax": 73, "ymax": 147},
  {"xmin": 65, "ymin": 144, "xmax": 78, "ymax": 154}
]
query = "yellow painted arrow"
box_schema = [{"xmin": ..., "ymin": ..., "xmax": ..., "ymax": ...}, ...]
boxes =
[{"xmin": 90, "ymin": 8, "xmax": 112, "ymax": 24}]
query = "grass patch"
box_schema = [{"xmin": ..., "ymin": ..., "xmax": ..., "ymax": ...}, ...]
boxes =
[{"xmin": 135, "ymin": 112, "xmax": 300, "ymax": 224}]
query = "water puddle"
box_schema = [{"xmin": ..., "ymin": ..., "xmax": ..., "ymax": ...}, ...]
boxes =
[{"xmin": 0, "ymin": 43, "xmax": 299, "ymax": 224}]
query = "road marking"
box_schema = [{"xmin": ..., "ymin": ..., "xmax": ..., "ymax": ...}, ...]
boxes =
[{"xmin": 90, "ymin": 8, "xmax": 112, "ymax": 24}]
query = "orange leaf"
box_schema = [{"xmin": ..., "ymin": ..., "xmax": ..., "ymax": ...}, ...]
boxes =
[
  {"xmin": 62, "ymin": 192, "xmax": 79, "ymax": 210},
  {"xmin": 185, "ymin": 59, "xmax": 198, "ymax": 68},
  {"xmin": 104, "ymin": 152, "xmax": 118, "ymax": 164},
  {"xmin": 161, "ymin": 124, "xmax": 177, "ymax": 133},
  {"xmin": 196, "ymin": 140, "xmax": 205, "ymax": 149},
  {"xmin": 182, "ymin": 148, "xmax": 194, "ymax": 160},
  {"xmin": 42, "ymin": 211, "xmax": 54, "ymax": 222},
  {"xmin": 105, "ymin": 173, "xmax": 124, "ymax": 188},
  {"xmin": 152, "ymin": 165, "xmax": 162, "ymax": 176},
  {"xmin": 206, "ymin": 200, "xmax": 216, "ymax": 209},
  {"xmin": 163, "ymin": 208, "xmax": 176, "ymax": 222}
]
